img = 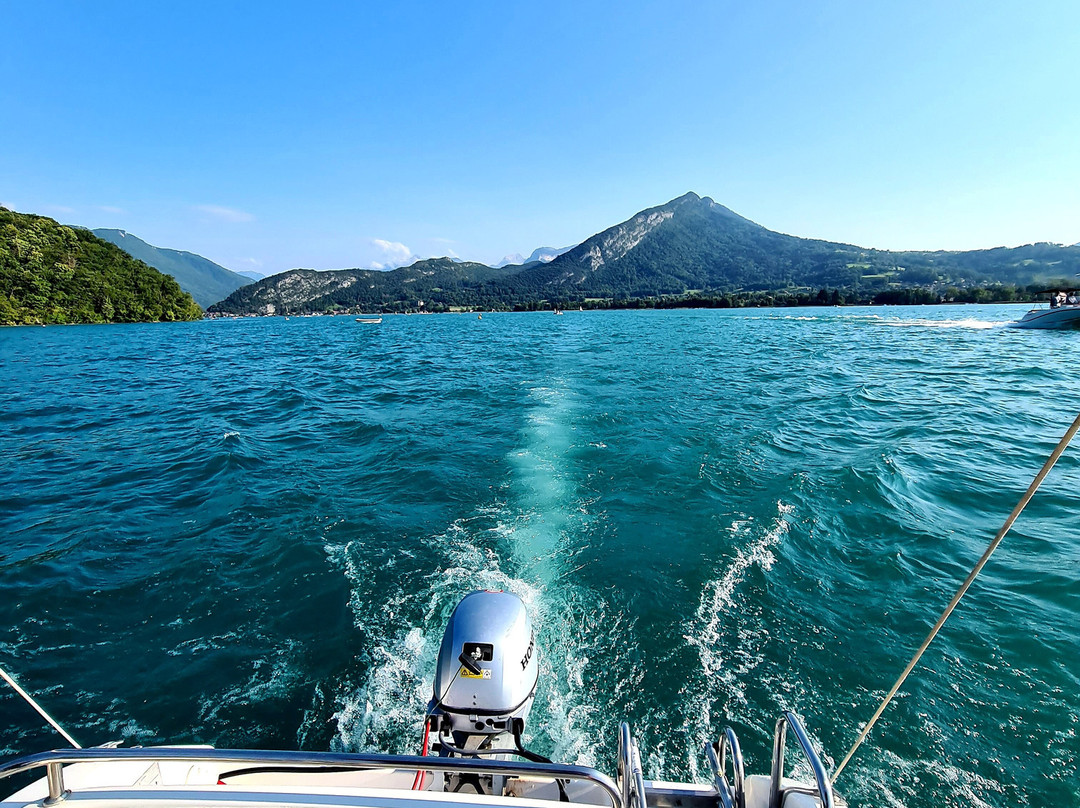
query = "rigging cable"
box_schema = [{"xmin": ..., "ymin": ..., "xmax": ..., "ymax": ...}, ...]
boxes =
[
  {"xmin": 0, "ymin": 664, "xmax": 82, "ymax": 748},
  {"xmin": 831, "ymin": 410, "xmax": 1080, "ymax": 784}
]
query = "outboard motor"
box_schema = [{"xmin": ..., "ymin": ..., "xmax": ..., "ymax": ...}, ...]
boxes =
[{"xmin": 426, "ymin": 590, "xmax": 541, "ymax": 793}]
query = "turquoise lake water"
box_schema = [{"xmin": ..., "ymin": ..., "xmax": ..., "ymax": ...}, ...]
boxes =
[{"xmin": 1, "ymin": 305, "xmax": 1078, "ymax": 807}]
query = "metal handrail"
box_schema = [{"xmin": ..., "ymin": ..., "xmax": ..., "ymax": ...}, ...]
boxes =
[
  {"xmin": 703, "ymin": 745, "xmax": 731, "ymax": 808},
  {"xmin": 618, "ymin": 723, "xmax": 631, "ymax": 808},
  {"xmin": 630, "ymin": 744, "xmax": 645, "ymax": 808},
  {"xmin": 704, "ymin": 727, "xmax": 744, "ymax": 808},
  {"xmin": 0, "ymin": 747, "xmax": 622, "ymax": 808},
  {"xmin": 768, "ymin": 712, "xmax": 833, "ymax": 808},
  {"xmin": 615, "ymin": 723, "xmax": 645, "ymax": 808}
]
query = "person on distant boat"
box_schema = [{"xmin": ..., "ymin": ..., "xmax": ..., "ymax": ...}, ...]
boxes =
[
  {"xmin": 1051, "ymin": 293, "xmax": 1061, "ymax": 308},
  {"xmin": 1068, "ymin": 293, "xmax": 1078, "ymax": 305}
]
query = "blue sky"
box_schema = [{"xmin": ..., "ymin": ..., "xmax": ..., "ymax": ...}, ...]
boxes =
[{"xmin": 3, "ymin": 1, "xmax": 1079, "ymax": 276}]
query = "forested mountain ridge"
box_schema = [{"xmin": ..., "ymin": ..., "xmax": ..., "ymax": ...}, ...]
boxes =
[
  {"xmin": 209, "ymin": 258, "xmax": 507, "ymax": 314},
  {"xmin": 537, "ymin": 192, "xmax": 1080, "ymax": 296},
  {"xmin": 93, "ymin": 228, "xmax": 252, "ymax": 308},
  {"xmin": 209, "ymin": 192, "xmax": 1080, "ymax": 315},
  {"xmin": 0, "ymin": 208, "xmax": 203, "ymax": 325}
]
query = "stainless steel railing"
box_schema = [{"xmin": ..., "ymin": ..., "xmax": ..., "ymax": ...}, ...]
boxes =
[
  {"xmin": 616, "ymin": 723, "xmax": 646, "ymax": 808},
  {"xmin": 0, "ymin": 747, "xmax": 622, "ymax": 808},
  {"xmin": 768, "ymin": 712, "xmax": 834, "ymax": 808},
  {"xmin": 704, "ymin": 727, "xmax": 744, "ymax": 808}
]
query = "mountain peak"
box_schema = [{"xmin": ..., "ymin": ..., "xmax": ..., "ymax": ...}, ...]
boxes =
[
  {"xmin": 660, "ymin": 192, "xmax": 752, "ymax": 222},
  {"xmin": 495, "ymin": 245, "xmax": 576, "ymax": 267},
  {"xmin": 670, "ymin": 191, "xmax": 701, "ymax": 204}
]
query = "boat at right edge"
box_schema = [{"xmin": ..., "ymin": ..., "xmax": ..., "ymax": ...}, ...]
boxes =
[{"xmin": 1007, "ymin": 289, "xmax": 1080, "ymax": 329}]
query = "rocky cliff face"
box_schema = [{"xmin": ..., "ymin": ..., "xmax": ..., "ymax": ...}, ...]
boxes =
[
  {"xmin": 235, "ymin": 269, "xmax": 363, "ymax": 314},
  {"xmin": 537, "ymin": 192, "xmax": 773, "ymax": 291}
]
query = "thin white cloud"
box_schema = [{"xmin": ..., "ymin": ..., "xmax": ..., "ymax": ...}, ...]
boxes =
[
  {"xmin": 98, "ymin": 205, "xmax": 127, "ymax": 215},
  {"xmin": 44, "ymin": 204, "xmax": 77, "ymax": 215},
  {"xmin": 234, "ymin": 257, "xmax": 263, "ymax": 267},
  {"xmin": 370, "ymin": 238, "xmax": 419, "ymax": 270},
  {"xmin": 194, "ymin": 204, "xmax": 255, "ymax": 223},
  {"xmin": 372, "ymin": 239, "xmax": 412, "ymax": 260},
  {"xmin": 0, "ymin": 201, "xmax": 14, "ymax": 211}
]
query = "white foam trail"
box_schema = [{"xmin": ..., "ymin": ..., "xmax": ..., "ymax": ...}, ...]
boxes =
[
  {"xmin": 844, "ymin": 745, "xmax": 1008, "ymax": 808},
  {"xmin": 506, "ymin": 383, "xmax": 578, "ymax": 579},
  {"xmin": 194, "ymin": 639, "xmax": 304, "ymax": 739},
  {"xmin": 327, "ymin": 521, "xmax": 538, "ymax": 753},
  {"xmin": 877, "ymin": 318, "xmax": 1000, "ymax": 330},
  {"xmin": 329, "ymin": 376, "xmax": 629, "ymax": 767},
  {"xmin": 741, "ymin": 315, "xmax": 822, "ymax": 322},
  {"xmin": 685, "ymin": 504, "xmax": 791, "ymax": 676},
  {"xmin": 330, "ymin": 624, "xmax": 434, "ymax": 754},
  {"xmin": 528, "ymin": 594, "xmax": 640, "ymax": 767},
  {"xmin": 476, "ymin": 380, "xmax": 629, "ymax": 764},
  {"xmin": 672, "ymin": 503, "xmax": 793, "ymax": 777}
]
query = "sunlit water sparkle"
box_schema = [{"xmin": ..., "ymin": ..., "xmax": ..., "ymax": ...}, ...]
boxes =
[{"xmin": 2, "ymin": 305, "xmax": 1078, "ymax": 807}]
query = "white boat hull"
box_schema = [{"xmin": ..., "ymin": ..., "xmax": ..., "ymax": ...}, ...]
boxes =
[{"xmin": 1007, "ymin": 304, "xmax": 1080, "ymax": 329}]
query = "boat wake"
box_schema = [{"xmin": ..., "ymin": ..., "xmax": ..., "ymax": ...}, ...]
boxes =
[
  {"xmin": 670, "ymin": 504, "xmax": 793, "ymax": 779},
  {"xmin": 325, "ymin": 378, "xmax": 637, "ymax": 768},
  {"xmin": 323, "ymin": 371, "xmax": 828, "ymax": 784},
  {"xmin": 876, "ymin": 317, "xmax": 1001, "ymax": 330},
  {"xmin": 326, "ymin": 520, "xmax": 533, "ymax": 755},
  {"xmin": 685, "ymin": 506, "xmax": 791, "ymax": 678}
]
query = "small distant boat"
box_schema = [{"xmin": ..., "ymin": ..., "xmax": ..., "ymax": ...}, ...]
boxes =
[
  {"xmin": 356, "ymin": 317, "xmax": 383, "ymax": 324},
  {"xmin": 1007, "ymin": 290, "xmax": 1080, "ymax": 329}
]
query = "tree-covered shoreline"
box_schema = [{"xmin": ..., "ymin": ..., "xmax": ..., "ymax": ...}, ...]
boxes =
[
  {"xmin": 208, "ymin": 281, "xmax": 1042, "ymax": 316},
  {"xmin": 0, "ymin": 208, "xmax": 203, "ymax": 325}
]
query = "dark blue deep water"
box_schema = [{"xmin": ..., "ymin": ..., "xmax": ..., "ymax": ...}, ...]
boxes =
[{"xmin": 2, "ymin": 305, "xmax": 1078, "ymax": 807}]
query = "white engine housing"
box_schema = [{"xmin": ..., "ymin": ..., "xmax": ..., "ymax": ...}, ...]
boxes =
[{"xmin": 430, "ymin": 590, "xmax": 539, "ymax": 741}]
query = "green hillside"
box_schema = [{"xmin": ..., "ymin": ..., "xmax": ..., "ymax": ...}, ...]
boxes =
[
  {"xmin": 93, "ymin": 228, "xmax": 252, "ymax": 308},
  {"xmin": 534, "ymin": 193, "xmax": 1080, "ymax": 296},
  {"xmin": 207, "ymin": 259, "xmax": 512, "ymax": 315},
  {"xmin": 0, "ymin": 208, "xmax": 203, "ymax": 325},
  {"xmin": 209, "ymin": 193, "xmax": 1080, "ymax": 315}
]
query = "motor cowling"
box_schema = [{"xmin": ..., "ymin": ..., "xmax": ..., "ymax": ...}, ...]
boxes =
[{"xmin": 429, "ymin": 590, "xmax": 539, "ymax": 747}]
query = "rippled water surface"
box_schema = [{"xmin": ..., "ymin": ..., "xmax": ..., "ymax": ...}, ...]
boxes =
[{"xmin": 2, "ymin": 305, "xmax": 1078, "ymax": 807}]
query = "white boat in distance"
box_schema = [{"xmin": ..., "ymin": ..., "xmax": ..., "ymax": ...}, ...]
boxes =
[
  {"xmin": 0, "ymin": 591, "xmax": 842, "ymax": 808},
  {"xmin": 1007, "ymin": 290, "xmax": 1080, "ymax": 329}
]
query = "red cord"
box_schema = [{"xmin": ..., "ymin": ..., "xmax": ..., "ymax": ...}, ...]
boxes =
[{"xmin": 408, "ymin": 721, "xmax": 429, "ymax": 790}]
